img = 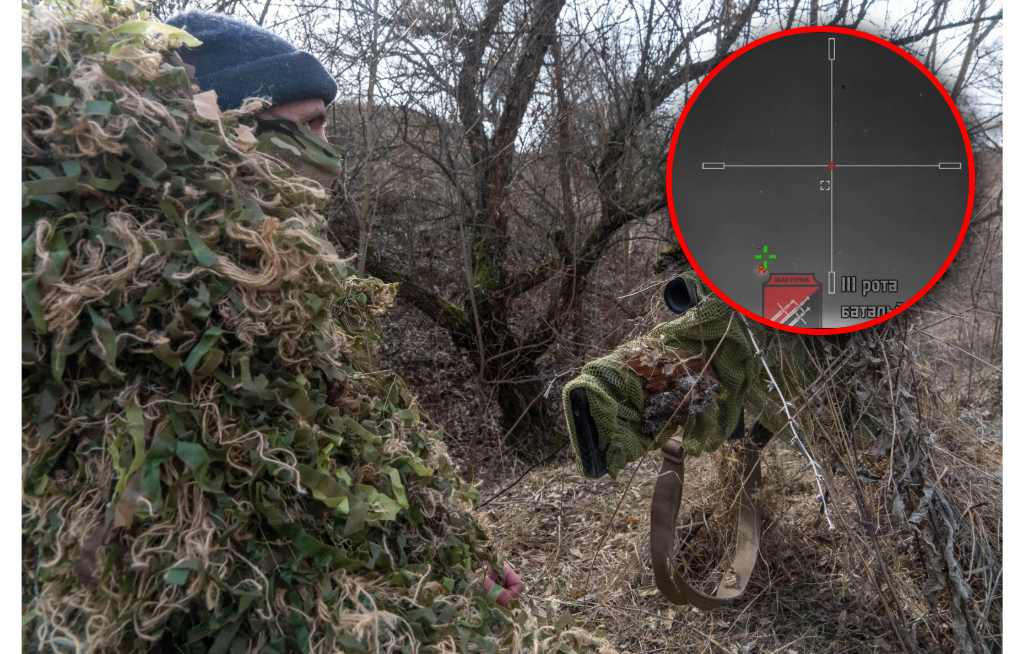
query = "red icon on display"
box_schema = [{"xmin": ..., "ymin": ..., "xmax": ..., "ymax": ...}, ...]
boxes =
[{"xmin": 763, "ymin": 273, "xmax": 823, "ymax": 328}]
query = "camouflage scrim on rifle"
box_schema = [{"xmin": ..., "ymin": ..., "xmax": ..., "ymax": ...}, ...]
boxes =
[{"xmin": 562, "ymin": 271, "xmax": 828, "ymax": 478}]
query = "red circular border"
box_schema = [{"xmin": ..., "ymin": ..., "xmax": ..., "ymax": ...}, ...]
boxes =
[{"xmin": 665, "ymin": 26, "xmax": 975, "ymax": 335}]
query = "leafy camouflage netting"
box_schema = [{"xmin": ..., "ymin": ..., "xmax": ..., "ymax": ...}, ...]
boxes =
[
  {"xmin": 21, "ymin": 3, "xmax": 612, "ymax": 653},
  {"xmin": 562, "ymin": 271, "xmax": 842, "ymax": 478}
]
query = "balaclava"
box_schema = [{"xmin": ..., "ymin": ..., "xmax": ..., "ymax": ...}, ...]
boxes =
[{"xmin": 254, "ymin": 117, "xmax": 343, "ymax": 190}]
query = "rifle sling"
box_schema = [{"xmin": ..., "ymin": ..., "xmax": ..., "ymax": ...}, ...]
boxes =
[{"xmin": 650, "ymin": 426, "xmax": 768, "ymax": 609}]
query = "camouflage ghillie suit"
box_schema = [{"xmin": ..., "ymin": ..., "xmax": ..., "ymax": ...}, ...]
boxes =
[{"xmin": 21, "ymin": 4, "xmax": 610, "ymax": 653}]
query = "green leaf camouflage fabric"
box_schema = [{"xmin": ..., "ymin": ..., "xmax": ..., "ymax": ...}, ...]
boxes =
[
  {"xmin": 562, "ymin": 271, "xmax": 828, "ymax": 478},
  {"xmin": 21, "ymin": 4, "xmax": 611, "ymax": 653},
  {"xmin": 254, "ymin": 116, "xmax": 343, "ymax": 190}
]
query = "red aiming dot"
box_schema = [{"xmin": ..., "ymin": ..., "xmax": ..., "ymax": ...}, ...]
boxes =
[
  {"xmin": 828, "ymin": 162, "xmax": 835, "ymax": 169},
  {"xmin": 757, "ymin": 264, "xmax": 768, "ymax": 275}
]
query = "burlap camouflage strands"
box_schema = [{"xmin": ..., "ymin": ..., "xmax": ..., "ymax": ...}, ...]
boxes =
[
  {"xmin": 562, "ymin": 271, "xmax": 823, "ymax": 478},
  {"xmin": 21, "ymin": 3, "xmax": 612, "ymax": 653}
]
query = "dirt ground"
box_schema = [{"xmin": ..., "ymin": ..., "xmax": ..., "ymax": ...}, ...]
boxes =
[{"xmin": 472, "ymin": 444, "xmax": 895, "ymax": 653}]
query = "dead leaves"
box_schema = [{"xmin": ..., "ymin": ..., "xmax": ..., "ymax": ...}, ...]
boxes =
[{"xmin": 624, "ymin": 345, "xmax": 714, "ymax": 398}]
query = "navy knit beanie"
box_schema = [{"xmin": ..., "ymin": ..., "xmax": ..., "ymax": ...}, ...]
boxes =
[{"xmin": 165, "ymin": 11, "xmax": 337, "ymax": 111}]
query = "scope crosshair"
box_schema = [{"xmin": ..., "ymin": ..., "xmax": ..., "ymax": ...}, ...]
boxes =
[{"xmin": 700, "ymin": 37, "xmax": 961, "ymax": 297}]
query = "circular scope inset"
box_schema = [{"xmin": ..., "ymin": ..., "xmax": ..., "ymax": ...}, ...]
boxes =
[{"xmin": 667, "ymin": 27, "xmax": 974, "ymax": 333}]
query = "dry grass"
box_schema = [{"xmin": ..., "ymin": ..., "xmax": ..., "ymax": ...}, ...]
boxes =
[
  {"xmin": 371, "ymin": 143, "xmax": 1002, "ymax": 654},
  {"xmin": 378, "ymin": 265, "xmax": 1003, "ymax": 653},
  {"xmin": 378, "ymin": 257, "xmax": 1003, "ymax": 653},
  {"xmin": 468, "ymin": 325, "xmax": 1002, "ymax": 650}
]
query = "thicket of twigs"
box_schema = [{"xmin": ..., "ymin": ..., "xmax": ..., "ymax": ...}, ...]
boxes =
[
  {"xmin": 342, "ymin": 2, "xmax": 1001, "ymax": 649},
  {"xmin": 320, "ymin": 1, "xmax": 999, "ymax": 650},
  {"xmin": 147, "ymin": 0, "xmax": 996, "ymax": 454},
  {"xmin": 384, "ymin": 223, "xmax": 1002, "ymax": 653}
]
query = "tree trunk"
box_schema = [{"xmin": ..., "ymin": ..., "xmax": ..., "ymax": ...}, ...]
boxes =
[
  {"xmin": 495, "ymin": 368, "xmax": 556, "ymax": 454},
  {"xmin": 356, "ymin": 3, "xmax": 380, "ymax": 277}
]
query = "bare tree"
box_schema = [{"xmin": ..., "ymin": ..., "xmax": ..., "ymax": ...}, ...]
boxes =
[
  {"xmin": 146, "ymin": 0, "xmax": 1002, "ymax": 459},
  {"xmin": 325, "ymin": 0, "xmax": 999, "ymax": 452}
]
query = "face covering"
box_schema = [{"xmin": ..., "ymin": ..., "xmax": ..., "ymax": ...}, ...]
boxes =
[{"xmin": 253, "ymin": 116, "xmax": 342, "ymax": 190}]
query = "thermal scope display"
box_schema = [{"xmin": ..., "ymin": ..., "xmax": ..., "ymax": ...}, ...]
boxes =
[{"xmin": 668, "ymin": 28, "xmax": 973, "ymax": 332}]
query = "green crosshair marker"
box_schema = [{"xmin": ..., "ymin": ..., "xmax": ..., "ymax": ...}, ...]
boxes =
[{"xmin": 754, "ymin": 245, "xmax": 778, "ymax": 270}]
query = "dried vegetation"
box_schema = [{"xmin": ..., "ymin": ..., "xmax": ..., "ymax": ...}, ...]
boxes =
[{"xmin": 468, "ymin": 304, "xmax": 1001, "ymax": 653}]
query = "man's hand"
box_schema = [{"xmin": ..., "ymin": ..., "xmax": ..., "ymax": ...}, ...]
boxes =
[{"xmin": 483, "ymin": 561, "xmax": 525, "ymax": 608}]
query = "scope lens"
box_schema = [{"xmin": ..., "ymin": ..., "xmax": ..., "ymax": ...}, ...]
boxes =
[{"xmin": 664, "ymin": 278, "xmax": 696, "ymax": 314}]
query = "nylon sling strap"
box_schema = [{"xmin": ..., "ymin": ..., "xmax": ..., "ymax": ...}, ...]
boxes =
[{"xmin": 650, "ymin": 430, "xmax": 765, "ymax": 609}]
